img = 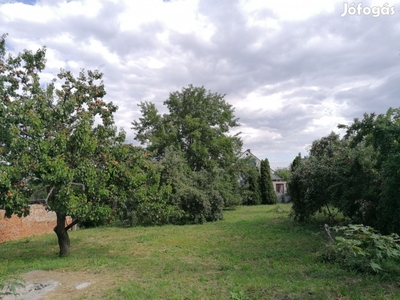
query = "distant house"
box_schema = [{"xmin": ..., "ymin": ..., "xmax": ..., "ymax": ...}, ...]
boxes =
[
  {"xmin": 239, "ymin": 149, "xmax": 261, "ymax": 169},
  {"xmin": 270, "ymin": 171, "xmax": 288, "ymax": 200},
  {"xmin": 239, "ymin": 149, "xmax": 289, "ymax": 202}
]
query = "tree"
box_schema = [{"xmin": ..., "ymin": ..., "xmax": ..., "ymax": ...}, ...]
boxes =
[
  {"xmin": 287, "ymin": 154, "xmax": 304, "ymax": 215},
  {"xmin": 274, "ymin": 167, "xmax": 291, "ymax": 181},
  {"xmin": 0, "ymin": 35, "xmax": 128, "ymax": 256},
  {"xmin": 290, "ymin": 153, "xmax": 302, "ymax": 173},
  {"xmin": 237, "ymin": 157, "xmax": 261, "ymax": 205},
  {"xmin": 260, "ymin": 159, "xmax": 277, "ymax": 204},
  {"xmin": 132, "ymin": 85, "xmax": 242, "ymax": 172},
  {"xmin": 288, "ymin": 132, "xmax": 379, "ymax": 223},
  {"xmin": 339, "ymin": 108, "xmax": 400, "ymax": 234},
  {"xmin": 132, "ymin": 85, "xmax": 242, "ymax": 220},
  {"xmin": 99, "ymin": 144, "xmax": 177, "ymax": 227}
]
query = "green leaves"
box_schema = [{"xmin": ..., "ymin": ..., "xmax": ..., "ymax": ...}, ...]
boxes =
[
  {"xmin": 132, "ymin": 84, "xmax": 242, "ymax": 172},
  {"xmin": 321, "ymin": 224, "xmax": 400, "ymax": 273},
  {"xmin": 339, "ymin": 108, "xmax": 400, "ymax": 234},
  {"xmin": 260, "ymin": 158, "xmax": 277, "ymax": 205},
  {"xmin": 0, "ymin": 34, "xmax": 125, "ymax": 229},
  {"xmin": 131, "ymin": 85, "xmax": 243, "ymax": 223},
  {"xmin": 289, "ymin": 131, "xmax": 379, "ymax": 224},
  {"xmin": 237, "ymin": 157, "xmax": 261, "ymax": 206}
]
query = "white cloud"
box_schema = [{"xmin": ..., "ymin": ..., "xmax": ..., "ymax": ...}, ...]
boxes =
[{"xmin": 240, "ymin": 0, "xmax": 336, "ymax": 21}]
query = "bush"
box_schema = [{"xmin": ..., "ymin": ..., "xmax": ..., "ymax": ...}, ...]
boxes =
[
  {"xmin": 158, "ymin": 148, "xmax": 228, "ymax": 224},
  {"xmin": 321, "ymin": 224, "xmax": 400, "ymax": 273},
  {"xmin": 288, "ymin": 133, "xmax": 379, "ymax": 224}
]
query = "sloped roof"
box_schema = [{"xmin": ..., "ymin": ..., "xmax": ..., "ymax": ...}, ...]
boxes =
[
  {"xmin": 271, "ymin": 173, "xmax": 283, "ymax": 181},
  {"xmin": 239, "ymin": 149, "xmax": 286, "ymax": 181},
  {"xmin": 239, "ymin": 149, "xmax": 260, "ymax": 161}
]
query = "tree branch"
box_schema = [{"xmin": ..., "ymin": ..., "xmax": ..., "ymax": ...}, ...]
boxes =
[
  {"xmin": 324, "ymin": 224, "xmax": 335, "ymax": 243},
  {"xmin": 44, "ymin": 186, "xmax": 54, "ymax": 208},
  {"xmin": 71, "ymin": 182, "xmax": 85, "ymax": 191},
  {"xmin": 65, "ymin": 219, "xmax": 79, "ymax": 231}
]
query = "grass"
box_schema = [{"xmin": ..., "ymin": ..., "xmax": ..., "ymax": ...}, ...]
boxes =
[{"xmin": 1, "ymin": 204, "xmax": 400, "ymax": 299}]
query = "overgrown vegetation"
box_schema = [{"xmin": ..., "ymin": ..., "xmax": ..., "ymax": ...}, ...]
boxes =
[
  {"xmin": 289, "ymin": 108, "xmax": 400, "ymax": 235},
  {"xmin": 321, "ymin": 224, "xmax": 400, "ymax": 273},
  {"xmin": 1, "ymin": 35, "xmax": 262, "ymax": 256},
  {"xmin": 132, "ymin": 84, "xmax": 243, "ymax": 223}
]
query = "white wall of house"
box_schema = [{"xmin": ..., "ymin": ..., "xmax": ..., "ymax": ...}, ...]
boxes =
[
  {"xmin": 273, "ymin": 181, "xmax": 287, "ymax": 194},
  {"xmin": 239, "ymin": 149, "xmax": 261, "ymax": 169}
]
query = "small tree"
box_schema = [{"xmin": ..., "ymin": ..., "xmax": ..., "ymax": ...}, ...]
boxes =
[
  {"xmin": 260, "ymin": 159, "xmax": 277, "ymax": 204},
  {"xmin": 0, "ymin": 35, "xmax": 131, "ymax": 256},
  {"xmin": 236, "ymin": 157, "xmax": 261, "ymax": 205},
  {"xmin": 290, "ymin": 153, "xmax": 302, "ymax": 173},
  {"xmin": 102, "ymin": 144, "xmax": 176, "ymax": 227}
]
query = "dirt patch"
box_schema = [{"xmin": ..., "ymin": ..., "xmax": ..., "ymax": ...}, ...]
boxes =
[{"xmin": 3, "ymin": 270, "xmax": 120, "ymax": 300}]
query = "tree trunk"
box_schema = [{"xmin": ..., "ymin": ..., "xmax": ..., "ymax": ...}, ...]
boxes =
[{"xmin": 54, "ymin": 212, "xmax": 70, "ymax": 257}]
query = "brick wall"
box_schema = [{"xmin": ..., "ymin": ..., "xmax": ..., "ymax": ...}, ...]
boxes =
[{"xmin": 0, "ymin": 205, "xmax": 72, "ymax": 243}]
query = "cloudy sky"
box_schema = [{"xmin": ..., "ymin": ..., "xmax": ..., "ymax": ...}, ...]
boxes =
[{"xmin": 1, "ymin": 0, "xmax": 399, "ymax": 169}]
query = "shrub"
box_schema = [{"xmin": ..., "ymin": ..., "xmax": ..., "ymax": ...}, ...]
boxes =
[
  {"xmin": 321, "ymin": 224, "xmax": 400, "ymax": 273},
  {"xmin": 158, "ymin": 148, "xmax": 227, "ymax": 224}
]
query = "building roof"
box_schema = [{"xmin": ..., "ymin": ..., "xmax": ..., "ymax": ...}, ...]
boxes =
[
  {"xmin": 271, "ymin": 173, "xmax": 283, "ymax": 181},
  {"xmin": 239, "ymin": 149, "xmax": 261, "ymax": 161},
  {"xmin": 239, "ymin": 149, "xmax": 286, "ymax": 182}
]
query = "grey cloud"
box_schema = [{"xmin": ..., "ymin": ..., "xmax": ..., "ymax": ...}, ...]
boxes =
[{"xmin": 1, "ymin": 0, "xmax": 400, "ymax": 167}]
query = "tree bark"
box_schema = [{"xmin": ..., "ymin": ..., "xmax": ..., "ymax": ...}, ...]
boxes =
[
  {"xmin": 324, "ymin": 224, "xmax": 335, "ymax": 243},
  {"xmin": 54, "ymin": 212, "xmax": 70, "ymax": 257}
]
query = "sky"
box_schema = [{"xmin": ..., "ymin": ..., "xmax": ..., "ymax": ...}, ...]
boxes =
[{"xmin": 1, "ymin": 0, "xmax": 399, "ymax": 169}]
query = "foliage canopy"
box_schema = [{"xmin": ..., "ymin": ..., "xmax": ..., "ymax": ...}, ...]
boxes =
[
  {"xmin": 289, "ymin": 108, "xmax": 400, "ymax": 234},
  {"xmin": 0, "ymin": 34, "xmax": 154, "ymax": 256},
  {"xmin": 132, "ymin": 85, "xmax": 243, "ymax": 222}
]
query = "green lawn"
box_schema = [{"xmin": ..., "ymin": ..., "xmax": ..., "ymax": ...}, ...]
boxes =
[{"xmin": 1, "ymin": 204, "xmax": 400, "ymax": 299}]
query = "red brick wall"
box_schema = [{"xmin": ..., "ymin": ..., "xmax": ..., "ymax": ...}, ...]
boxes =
[{"xmin": 0, "ymin": 205, "xmax": 72, "ymax": 243}]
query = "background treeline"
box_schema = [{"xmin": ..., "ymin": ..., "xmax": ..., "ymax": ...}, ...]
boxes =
[
  {"xmin": 288, "ymin": 108, "xmax": 400, "ymax": 234},
  {"xmin": 0, "ymin": 33, "xmax": 278, "ymax": 239},
  {"xmin": 119, "ymin": 85, "xmax": 279, "ymax": 226},
  {"xmin": 0, "ymin": 35, "xmax": 281, "ymax": 256}
]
